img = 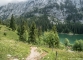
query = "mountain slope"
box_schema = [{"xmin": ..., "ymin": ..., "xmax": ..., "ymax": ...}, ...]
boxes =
[{"xmin": 0, "ymin": 0, "xmax": 83, "ymax": 22}]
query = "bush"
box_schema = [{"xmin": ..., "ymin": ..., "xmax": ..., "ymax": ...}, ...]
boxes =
[
  {"xmin": 3, "ymin": 32, "xmax": 7, "ymax": 36},
  {"xmin": 8, "ymin": 28, "xmax": 12, "ymax": 31},
  {"xmin": 59, "ymin": 43, "xmax": 65, "ymax": 49},
  {"xmin": 73, "ymin": 40, "xmax": 83, "ymax": 51},
  {"xmin": 64, "ymin": 38, "xmax": 70, "ymax": 47},
  {"xmin": 42, "ymin": 31, "xmax": 59, "ymax": 48},
  {"xmin": 0, "ymin": 26, "xmax": 1, "ymax": 30}
]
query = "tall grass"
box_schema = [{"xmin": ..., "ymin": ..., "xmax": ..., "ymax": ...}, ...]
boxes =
[
  {"xmin": 0, "ymin": 40, "xmax": 30, "ymax": 60},
  {"xmin": 40, "ymin": 47, "xmax": 83, "ymax": 60},
  {"xmin": 0, "ymin": 25, "xmax": 30, "ymax": 60}
]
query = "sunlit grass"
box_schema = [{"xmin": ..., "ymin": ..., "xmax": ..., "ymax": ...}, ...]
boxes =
[
  {"xmin": 0, "ymin": 39, "xmax": 30, "ymax": 60},
  {"xmin": 40, "ymin": 47, "xmax": 83, "ymax": 60},
  {"xmin": 0, "ymin": 25, "xmax": 30, "ymax": 60}
]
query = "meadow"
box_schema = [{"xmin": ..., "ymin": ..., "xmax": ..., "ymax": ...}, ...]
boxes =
[
  {"xmin": 0, "ymin": 25, "xmax": 30, "ymax": 60},
  {"xmin": 39, "ymin": 47, "xmax": 83, "ymax": 60},
  {"xmin": 0, "ymin": 25, "xmax": 83, "ymax": 60}
]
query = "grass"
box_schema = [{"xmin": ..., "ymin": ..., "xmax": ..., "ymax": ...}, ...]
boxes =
[
  {"xmin": 0, "ymin": 25, "xmax": 19, "ymax": 40},
  {"xmin": 0, "ymin": 25, "xmax": 83, "ymax": 60},
  {"xmin": 0, "ymin": 40, "xmax": 30, "ymax": 60},
  {"xmin": 0, "ymin": 25, "xmax": 30, "ymax": 60},
  {"xmin": 39, "ymin": 46, "xmax": 83, "ymax": 60}
]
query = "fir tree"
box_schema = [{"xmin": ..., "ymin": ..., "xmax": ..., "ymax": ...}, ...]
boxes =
[
  {"xmin": 38, "ymin": 26, "xmax": 42, "ymax": 38},
  {"xmin": 52, "ymin": 25, "xmax": 57, "ymax": 33},
  {"xmin": 10, "ymin": 14, "xmax": 16, "ymax": 31},
  {"xmin": 17, "ymin": 20, "xmax": 26, "ymax": 41},
  {"xmin": 52, "ymin": 25, "xmax": 59, "ymax": 47},
  {"xmin": 28, "ymin": 21, "xmax": 36, "ymax": 44}
]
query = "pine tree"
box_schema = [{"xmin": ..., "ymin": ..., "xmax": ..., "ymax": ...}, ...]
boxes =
[
  {"xmin": 10, "ymin": 14, "xmax": 16, "ymax": 31},
  {"xmin": 38, "ymin": 26, "xmax": 42, "ymax": 38},
  {"xmin": 73, "ymin": 40, "xmax": 83, "ymax": 51},
  {"xmin": 52, "ymin": 25, "xmax": 59, "ymax": 47},
  {"xmin": 52, "ymin": 25, "xmax": 57, "ymax": 33},
  {"xmin": 28, "ymin": 21, "xmax": 36, "ymax": 44},
  {"xmin": 17, "ymin": 20, "xmax": 26, "ymax": 41}
]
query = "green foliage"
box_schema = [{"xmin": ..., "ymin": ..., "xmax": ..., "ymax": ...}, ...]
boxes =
[
  {"xmin": 59, "ymin": 43, "xmax": 65, "ymax": 49},
  {"xmin": 37, "ymin": 25, "xmax": 59, "ymax": 48},
  {"xmin": 27, "ymin": 15, "xmax": 52, "ymax": 31},
  {"xmin": 43, "ymin": 31, "xmax": 59, "ymax": 48},
  {"xmin": 64, "ymin": 38, "xmax": 70, "ymax": 47},
  {"xmin": 56, "ymin": 23, "xmax": 83, "ymax": 34},
  {"xmin": 0, "ymin": 25, "xmax": 19, "ymax": 40},
  {"xmin": 0, "ymin": 40, "xmax": 30, "ymax": 60},
  {"xmin": 9, "ymin": 14, "xmax": 16, "ymax": 31},
  {"xmin": 37, "ymin": 27, "xmax": 42, "ymax": 38},
  {"xmin": 0, "ymin": 25, "xmax": 30, "ymax": 60},
  {"xmin": 52, "ymin": 25, "xmax": 57, "ymax": 33},
  {"xmin": 73, "ymin": 40, "xmax": 83, "ymax": 51},
  {"xmin": 28, "ymin": 21, "xmax": 37, "ymax": 44},
  {"xmin": 0, "ymin": 26, "xmax": 1, "ymax": 30},
  {"xmin": 3, "ymin": 32, "xmax": 7, "ymax": 36},
  {"xmin": 41, "ymin": 47, "xmax": 83, "ymax": 60},
  {"xmin": 0, "ymin": 20, "xmax": 2, "ymax": 24},
  {"xmin": 17, "ymin": 20, "xmax": 27, "ymax": 41}
]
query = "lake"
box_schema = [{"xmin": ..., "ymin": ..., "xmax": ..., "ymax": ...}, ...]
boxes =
[{"xmin": 59, "ymin": 34, "xmax": 83, "ymax": 44}]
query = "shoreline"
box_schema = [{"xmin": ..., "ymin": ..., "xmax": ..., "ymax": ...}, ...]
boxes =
[{"xmin": 60, "ymin": 33, "xmax": 81, "ymax": 35}]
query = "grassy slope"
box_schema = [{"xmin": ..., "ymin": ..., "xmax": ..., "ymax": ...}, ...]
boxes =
[
  {"xmin": 0, "ymin": 25, "xmax": 83, "ymax": 60},
  {"xmin": 39, "ymin": 47, "xmax": 83, "ymax": 60},
  {"xmin": 0, "ymin": 25, "xmax": 30, "ymax": 60}
]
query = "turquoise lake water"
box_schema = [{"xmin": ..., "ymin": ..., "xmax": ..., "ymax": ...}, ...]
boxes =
[{"xmin": 59, "ymin": 34, "xmax": 83, "ymax": 44}]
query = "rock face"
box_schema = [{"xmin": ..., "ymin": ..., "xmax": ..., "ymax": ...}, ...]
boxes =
[{"xmin": 0, "ymin": 0, "xmax": 83, "ymax": 21}]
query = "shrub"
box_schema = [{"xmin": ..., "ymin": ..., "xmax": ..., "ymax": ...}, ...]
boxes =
[
  {"xmin": 8, "ymin": 28, "xmax": 12, "ymax": 31},
  {"xmin": 42, "ymin": 31, "xmax": 59, "ymax": 48},
  {"xmin": 3, "ymin": 32, "xmax": 7, "ymax": 36},
  {"xmin": 59, "ymin": 43, "xmax": 65, "ymax": 49},
  {"xmin": 0, "ymin": 26, "xmax": 1, "ymax": 30},
  {"xmin": 64, "ymin": 38, "xmax": 70, "ymax": 47},
  {"xmin": 73, "ymin": 40, "xmax": 83, "ymax": 51}
]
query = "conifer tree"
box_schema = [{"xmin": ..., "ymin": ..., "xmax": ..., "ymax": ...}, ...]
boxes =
[
  {"xmin": 52, "ymin": 25, "xmax": 57, "ymax": 33},
  {"xmin": 51, "ymin": 25, "xmax": 59, "ymax": 47},
  {"xmin": 10, "ymin": 14, "xmax": 16, "ymax": 31},
  {"xmin": 17, "ymin": 20, "xmax": 26, "ymax": 41},
  {"xmin": 28, "ymin": 21, "xmax": 36, "ymax": 44},
  {"xmin": 38, "ymin": 26, "xmax": 42, "ymax": 38}
]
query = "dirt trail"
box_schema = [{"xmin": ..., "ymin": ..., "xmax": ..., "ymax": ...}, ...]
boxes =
[{"xmin": 26, "ymin": 47, "xmax": 41, "ymax": 60}]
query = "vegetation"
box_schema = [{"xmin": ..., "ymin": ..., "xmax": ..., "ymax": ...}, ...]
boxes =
[
  {"xmin": 2, "ymin": 14, "xmax": 83, "ymax": 34},
  {"xmin": 0, "ymin": 13, "xmax": 83, "ymax": 60},
  {"xmin": 42, "ymin": 31, "xmax": 59, "ymax": 48},
  {"xmin": 28, "ymin": 21, "xmax": 37, "ymax": 44},
  {"xmin": 56, "ymin": 22, "xmax": 83, "ymax": 34},
  {"xmin": 0, "ymin": 39, "xmax": 30, "ymax": 60},
  {"xmin": 64, "ymin": 38, "xmax": 70, "ymax": 47},
  {"xmin": 0, "ymin": 25, "xmax": 30, "ymax": 60},
  {"xmin": 17, "ymin": 20, "xmax": 27, "ymax": 41},
  {"xmin": 73, "ymin": 40, "xmax": 83, "ymax": 51},
  {"xmin": 40, "ymin": 47, "xmax": 83, "ymax": 60},
  {"xmin": 9, "ymin": 14, "xmax": 16, "ymax": 31}
]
